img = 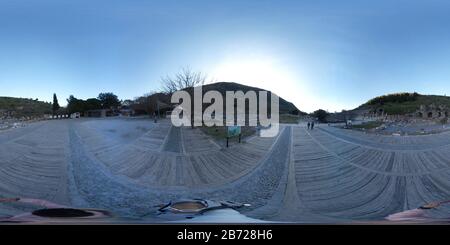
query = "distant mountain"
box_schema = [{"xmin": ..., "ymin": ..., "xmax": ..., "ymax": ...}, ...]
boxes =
[{"xmin": 0, "ymin": 97, "xmax": 52, "ymax": 118}]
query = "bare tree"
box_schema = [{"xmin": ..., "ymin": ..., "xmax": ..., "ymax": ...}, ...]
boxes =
[
  {"xmin": 161, "ymin": 67, "xmax": 208, "ymax": 94},
  {"xmin": 140, "ymin": 91, "xmax": 158, "ymax": 116}
]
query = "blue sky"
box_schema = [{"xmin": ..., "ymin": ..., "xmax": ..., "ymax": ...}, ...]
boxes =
[{"xmin": 1, "ymin": 0, "xmax": 450, "ymax": 112}]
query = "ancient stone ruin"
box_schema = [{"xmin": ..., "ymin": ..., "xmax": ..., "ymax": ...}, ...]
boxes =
[{"xmin": 416, "ymin": 104, "xmax": 449, "ymax": 119}]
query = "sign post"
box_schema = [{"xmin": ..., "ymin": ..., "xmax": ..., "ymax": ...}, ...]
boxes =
[{"xmin": 226, "ymin": 126, "xmax": 242, "ymax": 147}]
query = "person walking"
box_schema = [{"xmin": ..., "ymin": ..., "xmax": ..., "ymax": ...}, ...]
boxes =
[
  {"xmin": 311, "ymin": 121, "xmax": 315, "ymax": 130},
  {"xmin": 307, "ymin": 122, "xmax": 310, "ymax": 130}
]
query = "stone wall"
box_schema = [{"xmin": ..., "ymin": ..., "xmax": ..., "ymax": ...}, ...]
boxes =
[{"xmin": 415, "ymin": 104, "xmax": 449, "ymax": 119}]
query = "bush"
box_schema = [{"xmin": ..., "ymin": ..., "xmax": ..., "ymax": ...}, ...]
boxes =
[{"xmin": 311, "ymin": 109, "xmax": 329, "ymax": 123}]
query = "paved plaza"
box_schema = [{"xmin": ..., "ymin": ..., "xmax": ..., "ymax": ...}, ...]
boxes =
[{"xmin": 1, "ymin": 118, "xmax": 450, "ymax": 222}]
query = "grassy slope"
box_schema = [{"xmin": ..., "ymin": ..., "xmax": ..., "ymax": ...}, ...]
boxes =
[
  {"xmin": 199, "ymin": 125, "xmax": 256, "ymax": 139},
  {"xmin": 0, "ymin": 97, "xmax": 52, "ymax": 117},
  {"xmin": 279, "ymin": 113, "xmax": 300, "ymax": 124},
  {"xmin": 358, "ymin": 94, "xmax": 450, "ymax": 115}
]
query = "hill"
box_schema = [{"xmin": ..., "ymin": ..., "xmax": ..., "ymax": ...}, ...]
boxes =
[
  {"xmin": 199, "ymin": 82, "xmax": 304, "ymax": 115},
  {"xmin": 133, "ymin": 82, "xmax": 305, "ymax": 116},
  {"xmin": 356, "ymin": 93, "xmax": 450, "ymax": 115},
  {"xmin": 325, "ymin": 93, "xmax": 450, "ymax": 123},
  {"xmin": 0, "ymin": 97, "xmax": 52, "ymax": 119}
]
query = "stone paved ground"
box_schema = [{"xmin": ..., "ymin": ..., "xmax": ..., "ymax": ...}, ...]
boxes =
[{"xmin": 1, "ymin": 118, "xmax": 450, "ymax": 222}]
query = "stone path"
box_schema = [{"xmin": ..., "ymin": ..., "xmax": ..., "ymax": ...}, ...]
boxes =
[{"xmin": 1, "ymin": 119, "xmax": 450, "ymax": 222}]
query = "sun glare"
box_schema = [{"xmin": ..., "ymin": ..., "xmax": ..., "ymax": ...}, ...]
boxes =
[{"xmin": 210, "ymin": 57, "xmax": 309, "ymax": 112}]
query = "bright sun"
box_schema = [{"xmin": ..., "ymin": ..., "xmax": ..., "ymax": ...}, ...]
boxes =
[
  {"xmin": 210, "ymin": 57, "xmax": 307, "ymax": 111},
  {"xmin": 212, "ymin": 58, "xmax": 290, "ymax": 86}
]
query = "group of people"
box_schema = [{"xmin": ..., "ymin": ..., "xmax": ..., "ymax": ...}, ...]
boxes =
[{"xmin": 307, "ymin": 121, "xmax": 315, "ymax": 130}]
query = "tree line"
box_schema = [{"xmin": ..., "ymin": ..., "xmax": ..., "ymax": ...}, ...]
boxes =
[
  {"xmin": 53, "ymin": 68, "xmax": 210, "ymax": 116},
  {"xmin": 65, "ymin": 92, "xmax": 121, "ymax": 114}
]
